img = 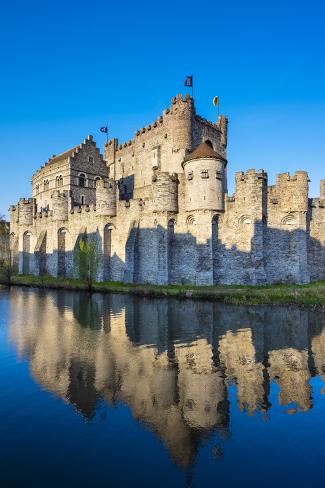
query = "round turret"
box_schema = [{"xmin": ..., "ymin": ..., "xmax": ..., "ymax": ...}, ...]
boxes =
[
  {"xmin": 152, "ymin": 172, "xmax": 178, "ymax": 212},
  {"xmin": 51, "ymin": 191, "xmax": 68, "ymax": 221},
  {"xmin": 183, "ymin": 141, "xmax": 227, "ymax": 212},
  {"xmin": 18, "ymin": 198, "xmax": 34, "ymax": 225},
  {"xmin": 96, "ymin": 179, "xmax": 117, "ymax": 216}
]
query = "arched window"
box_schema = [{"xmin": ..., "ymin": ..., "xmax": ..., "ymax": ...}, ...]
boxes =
[
  {"xmin": 186, "ymin": 215, "xmax": 196, "ymax": 226},
  {"xmin": 281, "ymin": 214, "xmax": 295, "ymax": 225},
  {"xmin": 238, "ymin": 215, "xmax": 252, "ymax": 225},
  {"xmin": 95, "ymin": 176, "xmax": 101, "ymax": 187},
  {"xmin": 56, "ymin": 175, "xmax": 63, "ymax": 188},
  {"xmin": 79, "ymin": 174, "xmax": 86, "ymax": 187},
  {"xmin": 44, "ymin": 179, "xmax": 49, "ymax": 191},
  {"xmin": 23, "ymin": 231, "xmax": 32, "ymax": 274},
  {"xmin": 80, "ymin": 195, "xmax": 85, "ymax": 205},
  {"xmin": 10, "ymin": 232, "xmax": 18, "ymax": 269},
  {"xmin": 35, "ymin": 184, "xmax": 39, "ymax": 195}
]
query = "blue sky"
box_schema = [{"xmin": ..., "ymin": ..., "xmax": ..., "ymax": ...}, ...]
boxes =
[{"xmin": 1, "ymin": 0, "xmax": 324, "ymax": 217}]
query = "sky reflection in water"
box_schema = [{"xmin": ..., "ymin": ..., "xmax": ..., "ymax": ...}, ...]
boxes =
[{"xmin": 0, "ymin": 287, "xmax": 325, "ymax": 487}]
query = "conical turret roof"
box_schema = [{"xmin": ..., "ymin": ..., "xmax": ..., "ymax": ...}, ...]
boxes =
[{"xmin": 184, "ymin": 141, "xmax": 227, "ymax": 164}]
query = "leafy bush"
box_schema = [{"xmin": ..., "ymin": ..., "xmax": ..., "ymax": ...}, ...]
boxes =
[{"xmin": 74, "ymin": 238, "xmax": 101, "ymax": 288}]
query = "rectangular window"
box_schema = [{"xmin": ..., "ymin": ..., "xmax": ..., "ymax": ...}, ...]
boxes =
[
  {"xmin": 187, "ymin": 171, "xmax": 193, "ymax": 180},
  {"xmin": 152, "ymin": 147, "xmax": 160, "ymax": 169},
  {"xmin": 201, "ymin": 170, "xmax": 209, "ymax": 179},
  {"xmin": 88, "ymin": 156, "xmax": 94, "ymax": 163}
]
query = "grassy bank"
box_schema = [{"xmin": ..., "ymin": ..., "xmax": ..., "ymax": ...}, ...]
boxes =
[{"xmin": 1, "ymin": 273, "xmax": 325, "ymax": 307}]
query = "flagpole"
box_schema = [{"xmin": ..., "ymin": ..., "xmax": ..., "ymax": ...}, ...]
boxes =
[
  {"xmin": 184, "ymin": 75, "xmax": 194, "ymax": 101},
  {"xmin": 106, "ymin": 122, "xmax": 108, "ymax": 144}
]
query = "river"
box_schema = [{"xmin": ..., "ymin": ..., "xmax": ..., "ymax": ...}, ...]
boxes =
[{"xmin": 0, "ymin": 286, "xmax": 325, "ymax": 487}]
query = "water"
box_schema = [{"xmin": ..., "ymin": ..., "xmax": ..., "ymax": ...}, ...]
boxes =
[{"xmin": 1, "ymin": 287, "xmax": 325, "ymax": 487}]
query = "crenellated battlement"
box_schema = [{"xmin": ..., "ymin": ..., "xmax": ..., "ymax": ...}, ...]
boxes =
[
  {"xmin": 16, "ymin": 197, "xmax": 36, "ymax": 226},
  {"xmin": 106, "ymin": 94, "xmax": 194, "ymax": 150},
  {"xmin": 231, "ymin": 169, "xmax": 268, "ymax": 221},
  {"xmin": 32, "ymin": 203, "xmax": 99, "ymax": 221},
  {"xmin": 275, "ymin": 170, "xmax": 309, "ymax": 184},
  {"xmin": 8, "ymin": 92, "xmax": 325, "ymax": 286},
  {"xmin": 268, "ymin": 171, "xmax": 309, "ymax": 213},
  {"xmin": 195, "ymin": 114, "xmax": 219, "ymax": 131},
  {"xmin": 104, "ymin": 94, "xmax": 198, "ymax": 164},
  {"xmin": 70, "ymin": 204, "xmax": 97, "ymax": 214},
  {"xmin": 217, "ymin": 115, "xmax": 228, "ymax": 147},
  {"xmin": 235, "ymin": 169, "xmax": 268, "ymax": 183},
  {"xmin": 19, "ymin": 197, "xmax": 34, "ymax": 205},
  {"xmin": 35, "ymin": 209, "xmax": 51, "ymax": 219}
]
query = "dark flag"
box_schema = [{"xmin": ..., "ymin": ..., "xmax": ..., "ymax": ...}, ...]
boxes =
[
  {"xmin": 184, "ymin": 75, "xmax": 193, "ymax": 87},
  {"xmin": 100, "ymin": 126, "xmax": 108, "ymax": 133}
]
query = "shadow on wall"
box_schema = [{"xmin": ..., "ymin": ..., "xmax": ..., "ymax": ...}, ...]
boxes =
[
  {"xmin": 118, "ymin": 175, "xmax": 134, "ymax": 201},
  {"xmin": 122, "ymin": 220, "xmax": 325, "ymax": 285},
  {"xmin": 8, "ymin": 287, "xmax": 325, "ymax": 466},
  {"xmin": 14, "ymin": 220, "xmax": 325, "ymax": 285},
  {"xmin": 17, "ymin": 229, "xmax": 114, "ymax": 281}
]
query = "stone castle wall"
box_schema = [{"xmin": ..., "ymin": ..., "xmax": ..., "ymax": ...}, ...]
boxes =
[
  {"xmin": 0, "ymin": 220, "xmax": 10, "ymax": 266},
  {"xmin": 9, "ymin": 94, "xmax": 325, "ymax": 285}
]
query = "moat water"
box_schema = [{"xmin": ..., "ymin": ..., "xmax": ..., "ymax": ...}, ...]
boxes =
[{"xmin": 1, "ymin": 287, "xmax": 325, "ymax": 487}]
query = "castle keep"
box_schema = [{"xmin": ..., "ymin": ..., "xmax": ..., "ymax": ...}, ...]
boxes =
[{"xmin": 9, "ymin": 94, "xmax": 325, "ymax": 285}]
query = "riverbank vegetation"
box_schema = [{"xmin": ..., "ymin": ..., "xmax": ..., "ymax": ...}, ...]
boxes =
[{"xmin": 1, "ymin": 271, "xmax": 325, "ymax": 307}]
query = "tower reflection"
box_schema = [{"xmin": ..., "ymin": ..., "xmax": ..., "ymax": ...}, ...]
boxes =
[{"xmin": 8, "ymin": 288, "xmax": 325, "ymax": 466}]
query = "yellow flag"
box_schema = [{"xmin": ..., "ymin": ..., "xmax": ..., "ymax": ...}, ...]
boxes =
[{"xmin": 212, "ymin": 96, "xmax": 219, "ymax": 106}]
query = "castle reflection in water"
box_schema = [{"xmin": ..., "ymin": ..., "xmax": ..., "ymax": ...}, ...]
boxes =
[{"xmin": 8, "ymin": 288, "xmax": 325, "ymax": 467}]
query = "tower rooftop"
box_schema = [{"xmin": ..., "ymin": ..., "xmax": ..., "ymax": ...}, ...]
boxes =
[{"xmin": 184, "ymin": 141, "xmax": 227, "ymax": 164}]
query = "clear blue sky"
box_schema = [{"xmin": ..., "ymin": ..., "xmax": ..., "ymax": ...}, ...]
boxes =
[{"xmin": 1, "ymin": 0, "xmax": 324, "ymax": 217}]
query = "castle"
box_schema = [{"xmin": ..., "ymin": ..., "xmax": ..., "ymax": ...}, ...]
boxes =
[{"xmin": 9, "ymin": 94, "xmax": 325, "ymax": 285}]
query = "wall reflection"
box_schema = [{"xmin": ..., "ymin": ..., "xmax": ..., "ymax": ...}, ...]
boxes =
[{"xmin": 8, "ymin": 288, "xmax": 325, "ymax": 466}]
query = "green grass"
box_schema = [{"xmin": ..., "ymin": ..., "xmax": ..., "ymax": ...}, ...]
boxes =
[{"xmin": 1, "ymin": 272, "xmax": 325, "ymax": 307}]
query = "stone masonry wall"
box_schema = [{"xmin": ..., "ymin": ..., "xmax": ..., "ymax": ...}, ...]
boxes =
[
  {"xmin": 265, "ymin": 172, "xmax": 309, "ymax": 283},
  {"xmin": 215, "ymin": 169, "xmax": 267, "ymax": 285},
  {"xmin": 0, "ymin": 221, "xmax": 10, "ymax": 266},
  {"xmin": 8, "ymin": 94, "xmax": 325, "ymax": 285},
  {"xmin": 308, "ymin": 181, "xmax": 325, "ymax": 280}
]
